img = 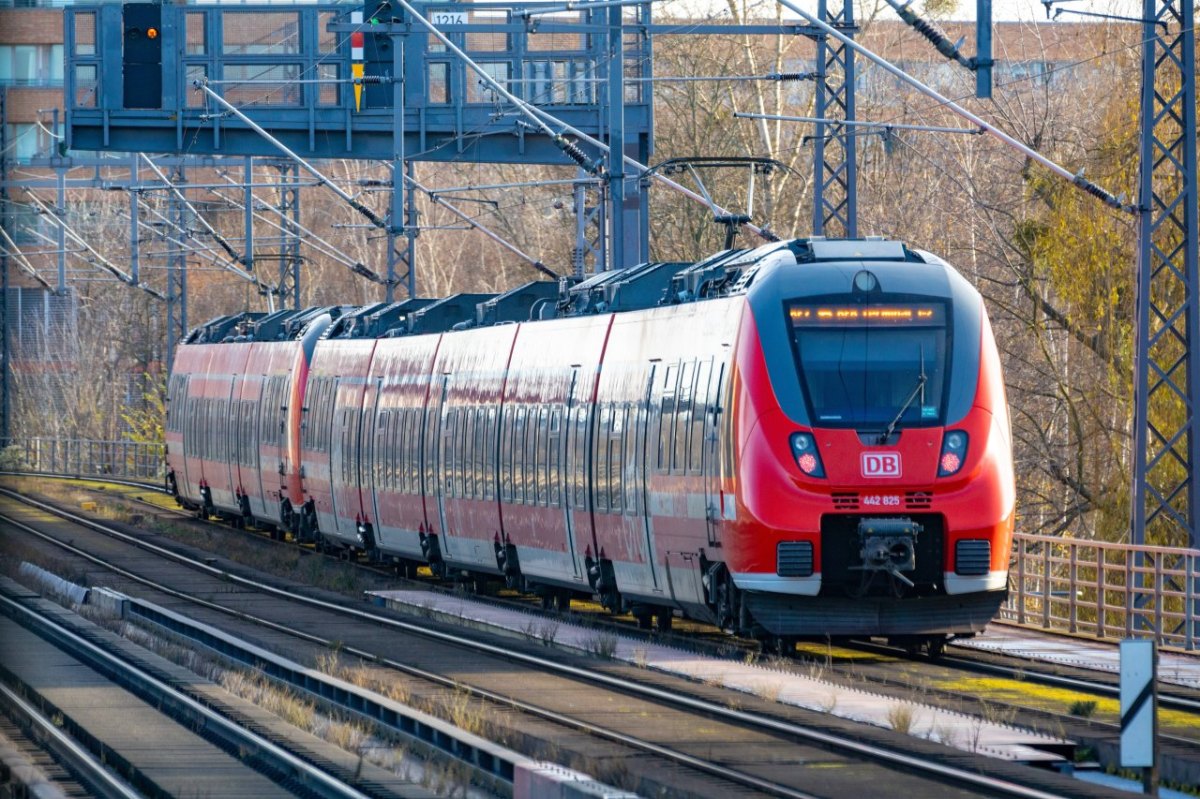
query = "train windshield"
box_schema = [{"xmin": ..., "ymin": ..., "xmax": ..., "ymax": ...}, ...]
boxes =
[{"xmin": 788, "ymin": 301, "xmax": 949, "ymax": 429}]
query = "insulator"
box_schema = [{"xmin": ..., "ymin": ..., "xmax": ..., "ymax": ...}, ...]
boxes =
[
  {"xmin": 769, "ymin": 72, "xmax": 819, "ymax": 82},
  {"xmin": 554, "ymin": 135, "xmax": 602, "ymax": 175},
  {"xmin": 894, "ymin": 3, "xmax": 973, "ymax": 70}
]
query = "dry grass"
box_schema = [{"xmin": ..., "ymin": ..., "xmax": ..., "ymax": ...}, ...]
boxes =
[{"xmin": 886, "ymin": 702, "xmax": 918, "ymax": 734}]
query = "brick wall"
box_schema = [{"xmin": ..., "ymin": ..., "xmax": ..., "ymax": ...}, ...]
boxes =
[
  {"xmin": 5, "ymin": 88, "xmax": 64, "ymax": 125},
  {"xmin": 0, "ymin": 9, "xmax": 63, "ymax": 46}
]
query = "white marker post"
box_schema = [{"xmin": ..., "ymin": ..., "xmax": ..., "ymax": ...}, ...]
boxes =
[{"xmin": 1120, "ymin": 639, "xmax": 1158, "ymax": 796}]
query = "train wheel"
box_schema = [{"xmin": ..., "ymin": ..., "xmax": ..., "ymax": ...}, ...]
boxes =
[{"xmin": 925, "ymin": 636, "xmax": 947, "ymax": 659}]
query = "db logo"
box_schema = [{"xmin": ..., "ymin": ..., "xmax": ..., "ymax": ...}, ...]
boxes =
[{"xmin": 862, "ymin": 452, "xmax": 902, "ymax": 478}]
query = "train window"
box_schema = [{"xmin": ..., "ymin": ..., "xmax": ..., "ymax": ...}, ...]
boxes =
[
  {"xmin": 442, "ymin": 408, "xmax": 456, "ymax": 498},
  {"xmin": 532, "ymin": 407, "xmax": 546, "ymax": 506},
  {"xmin": 690, "ymin": 361, "xmax": 710, "ymax": 474},
  {"xmin": 499, "ymin": 407, "xmax": 513, "ymax": 503},
  {"xmin": 473, "ymin": 407, "xmax": 485, "ymax": 499},
  {"xmin": 529, "ymin": 405, "xmax": 540, "ymax": 505},
  {"xmin": 166, "ymin": 375, "xmax": 185, "ymax": 433},
  {"xmin": 259, "ymin": 379, "xmax": 274, "ymax": 445},
  {"xmin": 400, "ymin": 408, "xmax": 410, "ymax": 492},
  {"xmin": 528, "ymin": 407, "xmax": 539, "ymax": 506},
  {"xmin": 382, "ymin": 408, "xmax": 394, "ymax": 491},
  {"xmin": 456, "ymin": 407, "xmax": 470, "ymax": 494},
  {"xmin": 392, "ymin": 408, "xmax": 403, "ymax": 493},
  {"xmin": 484, "ymin": 407, "xmax": 497, "ymax": 500},
  {"xmin": 574, "ymin": 405, "xmax": 589, "ymax": 508},
  {"xmin": 372, "ymin": 409, "xmax": 385, "ymax": 490},
  {"xmin": 623, "ymin": 403, "xmax": 640, "ymax": 515},
  {"xmin": 674, "ymin": 362, "xmax": 695, "ymax": 473},
  {"xmin": 410, "ymin": 406, "xmax": 423, "ymax": 494},
  {"xmin": 548, "ymin": 406, "xmax": 562, "ymax": 507},
  {"xmin": 658, "ymin": 365, "xmax": 678, "ymax": 472},
  {"xmin": 608, "ymin": 405, "xmax": 624, "ymax": 512},
  {"xmin": 593, "ymin": 406, "xmax": 609, "ymax": 512},
  {"xmin": 563, "ymin": 406, "xmax": 575, "ymax": 507},
  {"xmin": 789, "ymin": 300, "xmax": 949, "ymax": 428},
  {"xmin": 515, "ymin": 407, "xmax": 529, "ymax": 504},
  {"xmin": 183, "ymin": 396, "xmax": 192, "ymax": 456}
]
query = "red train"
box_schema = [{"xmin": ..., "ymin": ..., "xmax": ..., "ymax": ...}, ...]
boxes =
[{"xmin": 165, "ymin": 237, "xmax": 1014, "ymax": 651}]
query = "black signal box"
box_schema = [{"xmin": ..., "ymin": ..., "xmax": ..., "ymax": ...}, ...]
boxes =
[{"xmin": 123, "ymin": 3, "xmax": 162, "ymax": 109}]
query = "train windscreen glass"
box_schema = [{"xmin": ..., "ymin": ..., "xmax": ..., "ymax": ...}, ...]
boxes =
[{"xmin": 788, "ymin": 302, "xmax": 949, "ymax": 429}]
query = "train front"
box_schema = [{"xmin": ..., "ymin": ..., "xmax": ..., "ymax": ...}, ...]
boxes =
[{"xmin": 725, "ymin": 239, "xmax": 1014, "ymax": 646}]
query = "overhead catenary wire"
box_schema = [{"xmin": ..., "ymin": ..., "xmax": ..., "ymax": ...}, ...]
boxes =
[
  {"xmin": 207, "ymin": 180, "xmax": 366, "ymax": 273},
  {"xmin": 22, "ymin": 192, "xmax": 166, "ymax": 300},
  {"xmin": 140, "ymin": 154, "xmax": 247, "ymax": 266},
  {"xmin": 772, "ymin": 0, "xmax": 1134, "ymax": 214},
  {"xmin": 0, "ymin": 224, "xmax": 55, "ymax": 291},
  {"xmin": 387, "ymin": 0, "xmax": 778, "ymax": 241},
  {"xmin": 734, "ymin": 112, "xmax": 984, "ymax": 136},
  {"xmin": 133, "ymin": 195, "xmax": 276, "ymax": 295},
  {"xmin": 405, "ymin": 172, "xmax": 559, "ymax": 279},
  {"xmin": 192, "ymin": 80, "xmax": 385, "ymax": 284}
]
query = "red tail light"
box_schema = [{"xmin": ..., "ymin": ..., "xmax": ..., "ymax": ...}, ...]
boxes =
[
  {"xmin": 790, "ymin": 432, "xmax": 825, "ymax": 478},
  {"xmin": 938, "ymin": 431, "xmax": 968, "ymax": 476}
]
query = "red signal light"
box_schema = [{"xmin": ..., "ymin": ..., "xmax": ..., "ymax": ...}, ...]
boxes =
[
  {"xmin": 146, "ymin": 27, "xmax": 158, "ymax": 39},
  {"xmin": 940, "ymin": 452, "xmax": 961, "ymax": 474},
  {"xmin": 797, "ymin": 453, "xmax": 819, "ymax": 475}
]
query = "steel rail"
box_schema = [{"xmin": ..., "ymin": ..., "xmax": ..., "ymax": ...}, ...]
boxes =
[
  {"xmin": 0, "ymin": 592, "xmax": 373, "ymax": 799},
  {"xmin": 0, "ymin": 489, "xmax": 1081, "ymax": 799},
  {"xmin": 12, "ymin": 472, "xmax": 1198, "ymax": 712},
  {"xmin": 0, "ymin": 683, "xmax": 142, "ymax": 799},
  {"xmin": 0, "ymin": 501, "xmax": 819, "ymax": 799}
]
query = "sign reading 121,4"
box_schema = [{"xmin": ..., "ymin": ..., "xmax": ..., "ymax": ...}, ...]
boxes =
[{"xmin": 430, "ymin": 10, "xmax": 468, "ymax": 26}]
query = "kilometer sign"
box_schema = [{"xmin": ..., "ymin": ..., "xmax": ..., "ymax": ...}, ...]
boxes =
[{"xmin": 430, "ymin": 10, "xmax": 467, "ymax": 25}]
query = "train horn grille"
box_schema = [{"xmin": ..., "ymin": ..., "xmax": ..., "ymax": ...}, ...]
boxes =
[
  {"xmin": 777, "ymin": 541, "xmax": 814, "ymax": 577},
  {"xmin": 830, "ymin": 492, "xmax": 934, "ymax": 511},
  {"xmin": 955, "ymin": 539, "xmax": 991, "ymax": 576}
]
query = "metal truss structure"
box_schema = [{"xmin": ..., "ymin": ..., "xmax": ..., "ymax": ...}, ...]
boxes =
[
  {"xmin": 1132, "ymin": 0, "xmax": 1200, "ymax": 553},
  {"xmin": 812, "ymin": 0, "xmax": 857, "ymax": 238},
  {"xmin": 63, "ymin": 2, "xmax": 853, "ymax": 283}
]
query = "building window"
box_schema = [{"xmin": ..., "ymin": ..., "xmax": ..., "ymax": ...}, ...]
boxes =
[
  {"xmin": 3, "ymin": 124, "xmax": 45, "ymax": 162},
  {"xmin": 0, "ymin": 44, "xmax": 64, "ymax": 87}
]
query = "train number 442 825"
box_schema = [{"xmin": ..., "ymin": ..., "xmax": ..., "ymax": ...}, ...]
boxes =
[{"xmin": 862, "ymin": 495, "xmax": 902, "ymax": 507}]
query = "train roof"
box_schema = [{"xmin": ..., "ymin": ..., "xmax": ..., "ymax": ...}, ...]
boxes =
[{"xmin": 183, "ymin": 237, "xmax": 931, "ymax": 343}]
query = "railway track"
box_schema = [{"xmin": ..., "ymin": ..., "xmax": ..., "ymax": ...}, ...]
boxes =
[
  {"xmin": 32, "ymin": 474, "xmax": 1200, "ymax": 704},
  {"xmin": 0, "ymin": 585, "xmax": 390, "ymax": 799},
  {"xmin": 0, "ymin": 484, "xmax": 1136, "ymax": 799},
  {"xmin": 0, "ymin": 682, "xmax": 131, "ymax": 799},
  {"xmin": 12, "ymin": 474, "xmax": 1200, "ymax": 782}
]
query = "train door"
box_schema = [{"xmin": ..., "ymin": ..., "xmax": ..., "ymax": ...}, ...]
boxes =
[
  {"xmin": 330, "ymin": 387, "xmax": 363, "ymax": 539},
  {"xmin": 560, "ymin": 368, "xmax": 581, "ymax": 578},
  {"xmin": 170, "ymin": 374, "xmax": 192, "ymax": 494},
  {"xmin": 424, "ymin": 374, "xmax": 450, "ymax": 551},
  {"xmin": 638, "ymin": 365, "xmax": 659, "ymax": 590},
  {"xmin": 241, "ymin": 389, "xmax": 262, "ymax": 514},
  {"xmin": 704, "ymin": 362, "xmax": 726, "ymax": 547},
  {"xmin": 222, "ymin": 375, "xmax": 240, "ymax": 511},
  {"xmin": 250, "ymin": 375, "xmax": 271, "ymax": 520},
  {"xmin": 364, "ymin": 376, "xmax": 384, "ymax": 541}
]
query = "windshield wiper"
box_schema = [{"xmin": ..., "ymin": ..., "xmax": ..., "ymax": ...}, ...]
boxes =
[
  {"xmin": 879, "ymin": 373, "xmax": 926, "ymax": 444},
  {"xmin": 879, "ymin": 347, "xmax": 927, "ymax": 444}
]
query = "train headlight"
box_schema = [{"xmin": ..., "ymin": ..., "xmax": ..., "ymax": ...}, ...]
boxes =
[
  {"xmin": 790, "ymin": 432, "xmax": 825, "ymax": 478},
  {"xmin": 938, "ymin": 431, "xmax": 968, "ymax": 476}
]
